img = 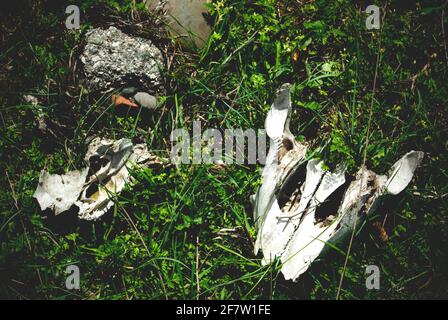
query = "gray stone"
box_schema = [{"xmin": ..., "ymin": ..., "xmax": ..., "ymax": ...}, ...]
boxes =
[
  {"xmin": 121, "ymin": 87, "xmax": 138, "ymax": 97},
  {"xmin": 81, "ymin": 27, "xmax": 164, "ymax": 93},
  {"xmin": 133, "ymin": 92, "xmax": 158, "ymax": 110}
]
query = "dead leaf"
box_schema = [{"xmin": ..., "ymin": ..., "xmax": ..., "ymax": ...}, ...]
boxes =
[{"xmin": 112, "ymin": 94, "xmax": 138, "ymax": 108}]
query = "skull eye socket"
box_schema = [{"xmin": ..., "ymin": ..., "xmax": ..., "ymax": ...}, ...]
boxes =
[
  {"xmin": 277, "ymin": 163, "xmax": 307, "ymax": 212},
  {"xmin": 278, "ymin": 138, "xmax": 294, "ymax": 162},
  {"xmin": 282, "ymin": 138, "xmax": 293, "ymax": 151},
  {"xmin": 314, "ymin": 177, "xmax": 353, "ymax": 225},
  {"xmin": 84, "ymin": 175, "xmax": 112, "ymax": 200},
  {"xmin": 88, "ymin": 155, "xmax": 110, "ymax": 175},
  {"xmin": 85, "ymin": 183, "xmax": 99, "ymax": 199}
]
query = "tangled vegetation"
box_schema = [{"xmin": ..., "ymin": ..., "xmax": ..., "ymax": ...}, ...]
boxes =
[{"xmin": 0, "ymin": 0, "xmax": 447, "ymax": 299}]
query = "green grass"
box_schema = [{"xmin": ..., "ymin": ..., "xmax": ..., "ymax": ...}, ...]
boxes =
[{"xmin": 0, "ymin": 0, "xmax": 447, "ymax": 299}]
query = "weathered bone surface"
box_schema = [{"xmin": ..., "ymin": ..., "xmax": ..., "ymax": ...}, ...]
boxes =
[
  {"xmin": 34, "ymin": 168, "xmax": 89, "ymax": 215},
  {"xmin": 34, "ymin": 138, "xmax": 158, "ymax": 221},
  {"xmin": 76, "ymin": 138, "xmax": 155, "ymax": 220},
  {"xmin": 253, "ymin": 84, "xmax": 424, "ymax": 281}
]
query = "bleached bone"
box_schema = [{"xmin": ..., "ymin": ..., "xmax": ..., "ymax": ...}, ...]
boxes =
[
  {"xmin": 34, "ymin": 138, "xmax": 158, "ymax": 221},
  {"xmin": 253, "ymin": 83, "xmax": 424, "ymax": 281},
  {"xmin": 33, "ymin": 168, "xmax": 89, "ymax": 215},
  {"xmin": 76, "ymin": 138, "xmax": 155, "ymax": 221},
  {"xmin": 385, "ymin": 151, "xmax": 424, "ymax": 195},
  {"xmin": 253, "ymin": 84, "xmax": 307, "ymax": 256}
]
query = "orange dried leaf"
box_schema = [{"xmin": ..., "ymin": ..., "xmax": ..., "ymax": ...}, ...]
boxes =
[{"xmin": 112, "ymin": 94, "xmax": 138, "ymax": 108}]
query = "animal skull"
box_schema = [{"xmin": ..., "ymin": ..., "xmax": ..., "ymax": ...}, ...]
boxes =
[
  {"xmin": 34, "ymin": 138, "xmax": 159, "ymax": 221},
  {"xmin": 76, "ymin": 137, "xmax": 155, "ymax": 220},
  {"xmin": 253, "ymin": 84, "xmax": 424, "ymax": 281}
]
